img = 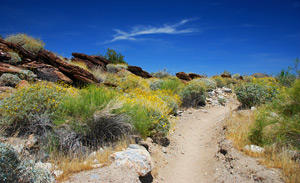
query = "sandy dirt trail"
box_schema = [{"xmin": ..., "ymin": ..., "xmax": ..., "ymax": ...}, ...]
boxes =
[{"xmin": 156, "ymin": 104, "xmax": 233, "ymax": 183}]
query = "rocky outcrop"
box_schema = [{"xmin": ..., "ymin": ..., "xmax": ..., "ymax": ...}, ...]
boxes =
[
  {"xmin": 127, "ymin": 66, "xmax": 153, "ymax": 78},
  {"xmin": 72, "ymin": 52, "xmax": 110, "ymax": 70},
  {"xmin": 188, "ymin": 73, "xmax": 205, "ymax": 79},
  {"xmin": 221, "ymin": 73, "xmax": 231, "ymax": 78},
  {"xmin": 0, "ymin": 38, "xmax": 99, "ymax": 85},
  {"xmin": 38, "ymin": 50, "xmax": 98, "ymax": 84},
  {"xmin": 176, "ymin": 72, "xmax": 192, "ymax": 81},
  {"xmin": 0, "ymin": 38, "xmax": 37, "ymax": 60},
  {"xmin": 22, "ymin": 61, "xmax": 73, "ymax": 84}
]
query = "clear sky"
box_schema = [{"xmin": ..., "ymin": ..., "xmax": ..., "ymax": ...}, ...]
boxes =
[{"xmin": 1, "ymin": 0, "xmax": 299, "ymax": 76}]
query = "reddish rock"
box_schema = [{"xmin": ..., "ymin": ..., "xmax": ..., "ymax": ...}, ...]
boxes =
[
  {"xmin": 221, "ymin": 73, "xmax": 231, "ymax": 78},
  {"xmin": 176, "ymin": 72, "xmax": 192, "ymax": 81},
  {"xmin": 0, "ymin": 49, "xmax": 11, "ymax": 61},
  {"xmin": 17, "ymin": 80, "xmax": 30, "ymax": 89},
  {"xmin": 0, "ymin": 38, "xmax": 37, "ymax": 60},
  {"xmin": 22, "ymin": 61, "xmax": 73, "ymax": 84},
  {"xmin": 72, "ymin": 52, "xmax": 110, "ymax": 70},
  {"xmin": 38, "ymin": 50, "xmax": 98, "ymax": 84},
  {"xmin": 0, "ymin": 62, "xmax": 24, "ymax": 74},
  {"xmin": 127, "ymin": 66, "xmax": 153, "ymax": 78},
  {"xmin": 188, "ymin": 73, "xmax": 205, "ymax": 79},
  {"xmin": 71, "ymin": 57, "xmax": 95, "ymax": 70}
]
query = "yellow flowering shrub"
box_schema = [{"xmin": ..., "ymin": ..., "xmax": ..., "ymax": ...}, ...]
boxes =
[
  {"xmin": 120, "ymin": 88, "xmax": 180, "ymax": 137},
  {"xmin": 118, "ymin": 74, "xmax": 150, "ymax": 91},
  {"xmin": 0, "ymin": 81, "xmax": 76, "ymax": 133}
]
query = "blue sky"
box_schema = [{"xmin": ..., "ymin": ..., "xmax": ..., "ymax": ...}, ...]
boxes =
[{"xmin": 1, "ymin": 0, "xmax": 299, "ymax": 76}]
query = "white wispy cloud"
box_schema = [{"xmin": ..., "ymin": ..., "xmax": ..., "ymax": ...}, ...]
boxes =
[{"xmin": 106, "ymin": 19, "xmax": 197, "ymax": 43}]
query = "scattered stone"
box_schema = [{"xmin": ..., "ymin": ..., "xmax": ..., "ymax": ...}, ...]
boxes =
[
  {"xmin": 91, "ymin": 163, "xmax": 104, "ymax": 168},
  {"xmin": 222, "ymin": 87, "xmax": 232, "ymax": 93},
  {"xmin": 53, "ymin": 170, "xmax": 63, "ymax": 177},
  {"xmin": 162, "ymin": 147, "xmax": 167, "ymax": 154},
  {"xmin": 251, "ymin": 107, "xmax": 257, "ymax": 111},
  {"xmin": 244, "ymin": 145, "xmax": 265, "ymax": 153},
  {"xmin": 200, "ymin": 109, "xmax": 208, "ymax": 113},
  {"xmin": 111, "ymin": 144, "xmax": 153, "ymax": 177}
]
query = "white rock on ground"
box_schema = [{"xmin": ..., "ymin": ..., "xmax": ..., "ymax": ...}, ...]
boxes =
[
  {"xmin": 110, "ymin": 144, "xmax": 153, "ymax": 177},
  {"xmin": 222, "ymin": 87, "xmax": 232, "ymax": 93},
  {"xmin": 244, "ymin": 145, "xmax": 265, "ymax": 153}
]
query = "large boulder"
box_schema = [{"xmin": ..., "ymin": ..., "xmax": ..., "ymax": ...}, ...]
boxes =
[
  {"xmin": 176, "ymin": 72, "xmax": 191, "ymax": 81},
  {"xmin": 127, "ymin": 66, "xmax": 153, "ymax": 78},
  {"xmin": 110, "ymin": 144, "xmax": 153, "ymax": 177},
  {"xmin": 188, "ymin": 73, "xmax": 205, "ymax": 79},
  {"xmin": 251, "ymin": 73, "xmax": 269, "ymax": 78},
  {"xmin": 22, "ymin": 61, "xmax": 73, "ymax": 84}
]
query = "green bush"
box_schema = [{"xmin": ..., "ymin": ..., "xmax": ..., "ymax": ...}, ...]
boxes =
[
  {"xmin": 149, "ymin": 79, "xmax": 163, "ymax": 91},
  {"xmin": 97, "ymin": 48, "xmax": 127, "ymax": 64},
  {"xmin": 180, "ymin": 82, "xmax": 206, "ymax": 107},
  {"xmin": 5, "ymin": 52, "xmax": 22, "ymax": 65},
  {"xmin": 55, "ymin": 85, "xmax": 119, "ymax": 124},
  {"xmin": 5, "ymin": 34, "xmax": 45, "ymax": 53},
  {"xmin": 249, "ymin": 80, "xmax": 300, "ymax": 150},
  {"xmin": 159, "ymin": 77, "xmax": 184, "ymax": 93},
  {"xmin": 0, "ymin": 81, "xmax": 69, "ymax": 134},
  {"xmin": 235, "ymin": 83, "xmax": 279, "ymax": 108},
  {"xmin": 118, "ymin": 104, "xmax": 154, "ymax": 137},
  {"xmin": 191, "ymin": 78, "xmax": 216, "ymax": 90},
  {"xmin": 0, "ymin": 73, "xmax": 21, "ymax": 87},
  {"xmin": 152, "ymin": 69, "xmax": 171, "ymax": 79},
  {"xmin": 0, "ymin": 143, "xmax": 53, "ymax": 183},
  {"xmin": 0, "ymin": 142, "xmax": 20, "ymax": 182}
]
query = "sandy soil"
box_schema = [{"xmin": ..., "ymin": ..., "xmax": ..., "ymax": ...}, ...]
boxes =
[
  {"xmin": 155, "ymin": 99, "xmax": 283, "ymax": 183},
  {"xmin": 155, "ymin": 103, "xmax": 232, "ymax": 183}
]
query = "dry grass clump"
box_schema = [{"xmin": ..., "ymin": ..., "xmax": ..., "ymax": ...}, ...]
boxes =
[
  {"xmin": 5, "ymin": 33, "xmax": 45, "ymax": 53},
  {"xmin": 51, "ymin": 140, "xmax": 131, "ymax": 181},
  {"xmin": 225, "ymin": 109, "xmax": 300, "ymax": 183}
]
